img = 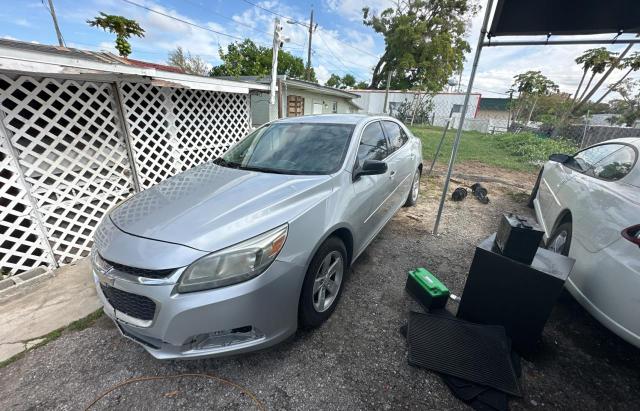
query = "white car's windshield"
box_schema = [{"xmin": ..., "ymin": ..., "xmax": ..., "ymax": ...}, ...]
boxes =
[{"xmin": 216, "ymin": 122, "xmax": 355, "ymax": 175}]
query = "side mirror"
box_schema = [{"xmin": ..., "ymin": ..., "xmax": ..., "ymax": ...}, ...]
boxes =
[
  {"xmin": 354, "ymin": 159, "xmax": 388, "ymax": 180},
  {"xmin": 549, "ymin": 153, "xmax": 570, "ymax": 163}
]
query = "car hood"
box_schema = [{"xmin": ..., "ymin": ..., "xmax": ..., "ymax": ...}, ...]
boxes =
[{"xmin": 110, "ymin": 162, "xmax": 333, "ymax": 252}]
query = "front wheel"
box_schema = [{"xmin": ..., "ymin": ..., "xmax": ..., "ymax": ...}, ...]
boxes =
[
  {"xmin": 547, "ymin": 222, "xmax": 572, "ymax": 256},
  {"xmin": 299, "ymin": 237, "xmax": 347, "ymax": 329},
  {"xmin": 404, "ymin": 168, "xmax": 421, "ymax": 207}
]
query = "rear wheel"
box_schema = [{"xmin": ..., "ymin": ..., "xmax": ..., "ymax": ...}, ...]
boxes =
[
  {"xmin": 404, "ymin": 168, "xmax": 421, "ymax": 207},
  {"xmin": 299, "ymin": 237, "xmax": 347, "ymax": 329},
  {"xmin": 547, "ymin": 222, "xmax": 572, "ymax": 256}
]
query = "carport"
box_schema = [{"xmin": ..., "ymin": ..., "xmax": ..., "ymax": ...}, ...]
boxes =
[{"xmin": 433, "ymin": 0, "xmax": 640, "ymax": 234}]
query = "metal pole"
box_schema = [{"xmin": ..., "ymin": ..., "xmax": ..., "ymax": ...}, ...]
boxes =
[
  {"xmin": 0, "ymin": 110, "xmax": 58, "ymax": 268},
  {"xmin": 306, "ymin": 9, "xmax": 314, "ymax": 81},
  {"xmin": 47, "ymin": 0, "xmax": 65, "ymax": 47},
  {"xmin": 580, "ymin": 110, "xmax": 590, "ymax": 148},
  {"xmin": 427, "ymin": 117, "xmax": 451, "ymax": 176},
  {"xmin": 433, "ymin": 0, "xmax": 494, "ymax": 235},
  {"xmin": 383, "ymin": 70, "xmax": 392, "ymax": 113}
]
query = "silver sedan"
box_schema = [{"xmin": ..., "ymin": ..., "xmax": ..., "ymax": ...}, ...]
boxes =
[{"xmin": 92, "ymin": 114, "xmax": 423, "ymax": 359}]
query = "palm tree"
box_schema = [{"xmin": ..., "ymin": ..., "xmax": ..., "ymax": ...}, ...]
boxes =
[
  {"xmin": 87, "ymin": 13, "xmax": 145, "ymax": 58},
  {"xmin": 573, "ymin": 48, "xmax": 604, "ymax": 101},
  {"xmin": 574, "ymin": 40, "xmax": 636, "ymax": 112},
  {"xmin": 576, "ymin": 48, "xmax": 615, "ymax": 102},
  {"xmin": 592, "ymin": 52, "xmax": 640, "ymax": 105}
]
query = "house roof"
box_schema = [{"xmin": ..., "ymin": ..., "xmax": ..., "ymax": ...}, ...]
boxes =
[
  {"xmin": 479, "ymin": 97, "xmax": 510, "ymax": 111},
  {"xmin": 215, "ymin": 75, "xmax": 360, "ymax": 100},
  {"xmin": 0, "ymin": 38, "xmax": 269, "ymax": 94}
]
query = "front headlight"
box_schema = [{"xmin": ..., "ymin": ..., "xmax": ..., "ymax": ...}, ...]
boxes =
[
  {"xmin": 176, "ymin": 224, "xmax": 288, "ymax": 293},
  {"xmin": 91, "ymin": 246, "xmax": 112, "ymax": 275}
]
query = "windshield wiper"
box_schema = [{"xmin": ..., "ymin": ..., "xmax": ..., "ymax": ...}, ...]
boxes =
[
  {"xmin": 213, "ymin": 158, "xmax": 241, "ymax": 169},
  {"xmin": 239, "ymin": 165, "xmax": 292, "ymax": 175}
]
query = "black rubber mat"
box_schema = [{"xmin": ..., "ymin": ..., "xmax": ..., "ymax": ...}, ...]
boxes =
[{"xmin": 407, "ymin": 311, "xmax": 522, "ymax": 396}]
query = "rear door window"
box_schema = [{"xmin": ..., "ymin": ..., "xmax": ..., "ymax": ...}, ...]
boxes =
[
  {"xmin": 382, "ymin": 121, "xmax": 408, "ymax": 154},
  {"xmin": 591, "ymin": 146, "xmax": 637, "ymax": 181},
  {"xmin": 357, "ymin": 122, "xmax": 388, "ymax": 165},
  {"xmin": 569, "ymin": 144, "xmax": 625, "ymax": 172}
]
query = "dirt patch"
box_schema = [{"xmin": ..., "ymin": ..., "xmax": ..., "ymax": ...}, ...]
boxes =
[{"xmin": 0, "ymin": 166, "xmax": 638, "ymax": 410}]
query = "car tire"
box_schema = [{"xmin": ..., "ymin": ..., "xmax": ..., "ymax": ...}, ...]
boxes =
[
  {"xmin": 547, "ymin": 222, "xmax": 572, "ymax": 256},
  {"xmin": 527, "ymin": 167, "xmax": 543, "ymax": 209},
  {"xmin": 299, "ymin": 236, "xmax": 348, "ymax": 329},
  {"xmin": 404, "ymin": 168, "xmax": 421, "ymax": 207}
]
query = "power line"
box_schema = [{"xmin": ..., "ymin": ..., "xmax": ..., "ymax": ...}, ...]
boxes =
[
  {"xmin": 240, "ymin": 0, "xmax": 381, "ymax": 59},
  {"xmin": 316, "ymin": 31, "xmax": 354, "ymax": 74},
  {"xmin": 181, "ymin": 0, "xmax": 306, "ymax": 48}
]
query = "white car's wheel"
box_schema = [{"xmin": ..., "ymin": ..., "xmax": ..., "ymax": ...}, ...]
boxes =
[
  {"xmin": 547, "ymin": 222, "xmax": 572, "ymax": 256},
  {"xmin": 404, "ymin": 169, "xmax": 421, "ymax": 207}
]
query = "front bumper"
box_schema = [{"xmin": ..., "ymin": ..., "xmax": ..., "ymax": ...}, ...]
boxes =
[{"xmin": 94, "ymin": 260, "xmax": 304, "ymax": 359}]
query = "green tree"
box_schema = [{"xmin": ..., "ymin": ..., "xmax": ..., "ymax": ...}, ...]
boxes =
[
  {"xmin": 607, "ymin": 79, "xmax": 640, "ymax": 127},
  {"xmin": 341, "ymin": 74, "xmax": 356, "ymax": 88},
  {"xmin": 355, "ymin": 80, "xmax": 369, "ymax": 89},
  {"xmin": 593, "ymin": 52, "xmax": 640, "ymax": 105},
  {"xmin": 87, "ymin": 13, "xmax": 144, "ymax": 58},
  {"xmin": 167, "ymin": 47, "xmax": 209, "ymax": 76},
  {"xmin": 511, "ymin": 71, "xmax": 559, "ymax": 124},
  {"xmin": 209, "ymin": 39, "xmax": 316, "ymax": 82},
  {"xmin": 575, "ymin": 48, "xmax": 616, "ymax": 103},
  {"xmin": 325, "ymin": 74, "xmax": 342, "ymax": 88},
  {"xmin": 363, "ymin": 0, "xmax": 477, "ymax": 90}
]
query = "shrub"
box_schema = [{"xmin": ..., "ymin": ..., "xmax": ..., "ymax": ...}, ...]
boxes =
[{"xmin": 493, "ymin": 132, "xmax": 579, "ymax": 164}]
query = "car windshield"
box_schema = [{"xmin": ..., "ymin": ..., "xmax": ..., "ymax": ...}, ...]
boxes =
[{"xmin": 215, "ymin": 122, "xmax": 355, "ymax": 175}]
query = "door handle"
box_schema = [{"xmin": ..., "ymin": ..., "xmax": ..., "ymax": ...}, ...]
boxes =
[{"xmin": 389, "ymin": 170, "xmax": 396, "ymax": 178}]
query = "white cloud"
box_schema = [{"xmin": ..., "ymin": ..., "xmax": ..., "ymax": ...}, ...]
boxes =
[
  {"xmin": 315, "ymin": 64, "xmax": 331, "ymax": 84},
  {"xmin": 15, "ymin": 18, "xmax": 31, "ymax": 27},
  {"xmin": 325, "ymin": 0, "xmax": 395, "ymax": 21}
]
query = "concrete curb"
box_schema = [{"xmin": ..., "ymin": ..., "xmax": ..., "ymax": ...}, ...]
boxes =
[{"xmin": 0, "ymin": 267, "xmax": 56, "ymax": 305}]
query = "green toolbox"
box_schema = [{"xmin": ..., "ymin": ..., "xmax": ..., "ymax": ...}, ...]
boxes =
[{"xmin": 406, "ymin": 268, "xmax": 450, "ymax": 310}]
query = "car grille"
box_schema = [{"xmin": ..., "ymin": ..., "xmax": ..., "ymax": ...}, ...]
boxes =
[
  {"xmin": 100, "ymin": 284, "xmax": 156, "ymax": 321},
  {"xmin": 104, "ymin": 258, "xmax": 175, "ymax": 279}
]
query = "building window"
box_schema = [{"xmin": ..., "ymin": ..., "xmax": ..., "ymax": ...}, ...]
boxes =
[
  {"xmin": 451, "ymin": 104, "xmax": 463, "ymax": 113},
  {"xmin": 332, "ymin": 101, "xmax": 338, "ymax": 113},
  {"xmin": 287, "ymin": 95, "xmax": 304, "ymax": 117}
]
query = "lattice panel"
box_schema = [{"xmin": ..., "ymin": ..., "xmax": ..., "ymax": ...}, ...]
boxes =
[
  {"xmin": 171, "ymin": 89, "xmax": 250, "ymax": 171},
  {"xmin": 0, "ymin": 136, "xmax": 54, "ymax": 275},
  {"xmin": 118, "ymin": 83, "xmax": 178, "ymax": 189},
  {"xmin": 0, "ymin": 75, "xmax": 136, "ymax": 265}
]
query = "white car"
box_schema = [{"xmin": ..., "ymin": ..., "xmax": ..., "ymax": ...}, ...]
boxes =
[{"xmin": 531, "ymin": 138, "xmax": 640, "ymax": 347}]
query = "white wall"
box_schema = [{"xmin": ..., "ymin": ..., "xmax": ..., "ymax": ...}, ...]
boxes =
[{"xmin": 353, "ymin": 90, "xmax": 481, "ymax": 121}]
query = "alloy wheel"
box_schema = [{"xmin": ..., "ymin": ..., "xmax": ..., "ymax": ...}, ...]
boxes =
[
  {"xmin": 411, "ymin": 170, "xmax": 420, "ymax": 202},
  {"xmin": 549, "ymin": 230, "xmax": 568, "ymax": 254},
  {"xmin": 312, "ymin": 251, "xmax": 344, "ymax": 312}
]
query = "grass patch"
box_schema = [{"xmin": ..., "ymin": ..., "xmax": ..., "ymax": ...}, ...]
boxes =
[
  {"xmin": 410, "ymin": 125, "xmax": 579, "ymax": 173},
  {"xmin": 0, "ymin": 309, "xmax": 103, "ymax": 369}
]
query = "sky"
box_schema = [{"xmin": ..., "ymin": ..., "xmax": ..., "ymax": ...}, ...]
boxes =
[{"xmin": 1, "ymin": 0, "xmax": 637, "ymax": 101}]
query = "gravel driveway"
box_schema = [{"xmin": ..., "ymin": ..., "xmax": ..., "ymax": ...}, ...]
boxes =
[{"xmin": 1, "ymin": 166, "xmax": 639, "ymax": 410}]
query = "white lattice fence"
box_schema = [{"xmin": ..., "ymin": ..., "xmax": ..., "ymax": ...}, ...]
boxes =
[
  {"xmin": 119, "ymin": 83, "xmax": 250, "ymax": 189},
  {"xmin": 0, "ymin": 75, "xmax": 252, "ymax": 275},
  {"xmin": 0, "ymin": 135, "xmax": 54, "ymax": 274},
  {"xmin": 0, "ymin": 75, "xmax": 136, "ymax": 271}
]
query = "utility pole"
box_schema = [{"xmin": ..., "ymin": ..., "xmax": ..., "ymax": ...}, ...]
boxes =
[
  {"xmin": 270, "ymin": 18, "xmax": 282, "ymax": 105},
  {"xmin": 46, "ymin": 0, "xmax": 65, "ymax": 47},
  {"xmin": 305, "ymin": 9, "xmax": 315, "ymax": 81}
]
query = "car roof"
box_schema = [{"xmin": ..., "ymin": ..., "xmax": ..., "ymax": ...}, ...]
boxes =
[
  {"xmin": 273, "ymin": 114, "xmax": 400, "ymax": 126},
  {"xmin": 589, "ymin": 137, "xmax": 640, "ymax": 148}
]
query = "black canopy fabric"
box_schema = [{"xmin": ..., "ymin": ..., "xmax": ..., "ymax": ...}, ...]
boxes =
[{"xmin": 489, "ymin": 0, "xmax": 640, "ymax": 37}]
